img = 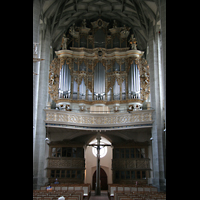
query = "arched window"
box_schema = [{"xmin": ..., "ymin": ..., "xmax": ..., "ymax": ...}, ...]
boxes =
[{"xmin": 89, "ymin": 137, "xmax": 111, "ymax": 158}]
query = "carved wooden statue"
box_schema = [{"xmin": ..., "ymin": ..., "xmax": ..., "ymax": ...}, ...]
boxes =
[
  {"xmin": 129, "ymin": 34, "xmax": 137, "ymax": 50},
  {"xmin": 61, "ymin": 34, "xmax": 68, "ymax": 50}
]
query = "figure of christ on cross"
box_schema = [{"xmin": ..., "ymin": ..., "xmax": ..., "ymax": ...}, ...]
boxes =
[{"xmin": 87, "ymin": 132, "xmax": 112, "ymax": 195}]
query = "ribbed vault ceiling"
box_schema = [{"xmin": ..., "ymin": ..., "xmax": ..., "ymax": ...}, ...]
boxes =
[{"xmin": 39, "ymin": 0, "xmax": 159, "ymax": 51}]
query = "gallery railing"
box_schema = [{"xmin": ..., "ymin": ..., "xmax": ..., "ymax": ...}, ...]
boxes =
[{"xmin": 44, "ymin": 108, "xmax": 154, "ymax": 130}]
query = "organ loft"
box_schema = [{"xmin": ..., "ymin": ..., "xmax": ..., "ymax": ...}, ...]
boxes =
[{"xmin": 48, "ymin": 18, "xmax": 150, "ymax": 112}]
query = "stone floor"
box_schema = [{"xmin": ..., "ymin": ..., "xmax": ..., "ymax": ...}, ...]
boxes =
[{"xmin": 89, "ymin": 190, "xmax": 109, "ymax": 200}]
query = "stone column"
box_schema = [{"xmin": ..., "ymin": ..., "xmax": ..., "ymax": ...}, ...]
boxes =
[
  {"xmin": 33, "ymin": 22, "xmax": 51, "ymax": 189},
  {"xmin": 159, "ymin": 0, "xmax": 166, "ymax": 179},
  {"xmin": 146, "ymin": 21, "xmax": 166, "ymax": 192},
  {"xmin": 160, "ymin": 1, "xmax": 166, "ymax": 120},
  {"xmin": 33, "ymin": 0, "xmax": 41, "ymax": 170}
]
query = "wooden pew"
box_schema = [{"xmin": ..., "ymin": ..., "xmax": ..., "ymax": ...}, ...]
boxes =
[
  {"xmin": 112, "ymin": 188, "xmax": 166, "ymax": 200},
  {"xmin": 39, "ymin": 183, "xmax": 91, "ymax": 198},
  {"xmin": 108, "ymin": 184, "xmax": 119, "ymax": 198},
  {"xmin": 108, "ymin": 184, "xmax": 159, "ymax": 198},
  {"xmin": 34, "ymin": 187, "xmax": 84, "ymax": 200},
  {"xmin": 82, "ymin": 184, "xmax": 91, "ymax": 199}
]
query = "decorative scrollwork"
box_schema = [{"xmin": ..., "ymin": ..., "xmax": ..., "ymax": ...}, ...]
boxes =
[
  {"xmin": 48, "ymin": 58, "xmax": 60, "ymax": 101},
  {"xmin": 140, "ymin": 58, "xmax": 150, "ymax": 101},
  {"xmin": 45, "ymin": 110, "xmax": 153, "ymax": 125},
  {"xmin": 106, "ymin": 76, "xmax": 115, "ymax": 93}
]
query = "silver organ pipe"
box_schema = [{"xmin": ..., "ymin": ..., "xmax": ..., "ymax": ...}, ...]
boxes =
[
  {"xmin": 58, "ymin": 60, "xmax": 141, "ymax": 101},
  {"xmin": 79, "ymin": 78, "xmax": 86, "ymax": 99},
  {"xmin": 128, "ymin": 61, "xmax": 140, "ymax": 99},
  {"xmin": 94, "ymin": 62, "xmax": 105, "ymax": 99},
  {"xmin": 113, "ymin": 79, "xmax": 120, "ymax": 100},
  {"xmin": 59, "ymin": 62, "xmax": 71, "ymax": 98}
]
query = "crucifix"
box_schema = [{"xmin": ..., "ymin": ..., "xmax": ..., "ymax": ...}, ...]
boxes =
[{"xmin": 87, "ymin": 132, "xmax": 112, "ymax": 195}]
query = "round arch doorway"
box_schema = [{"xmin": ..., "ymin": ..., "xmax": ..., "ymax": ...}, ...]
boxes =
[{"xmin": 92, "ymin": 168, "xmax": 108, "ymax": 190}]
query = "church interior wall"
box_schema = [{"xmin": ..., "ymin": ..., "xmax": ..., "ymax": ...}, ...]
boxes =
[{"xmin": 33, "ymin": 0, "xmax": 166, "ymax": 191}]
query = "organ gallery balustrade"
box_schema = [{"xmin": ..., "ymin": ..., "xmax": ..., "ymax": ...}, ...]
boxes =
[{"xmin": 44, "ymin": 109, "xmax": 154, "ymax": 130}]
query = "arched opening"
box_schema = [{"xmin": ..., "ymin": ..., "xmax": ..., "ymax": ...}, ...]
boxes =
[
  {"xmin": 85, "ymin": 136, "xmax": 112, "ymax": 188},
  {"xmin": 92, "ymin": 168, "xmax": 108, "ymax": 190}
]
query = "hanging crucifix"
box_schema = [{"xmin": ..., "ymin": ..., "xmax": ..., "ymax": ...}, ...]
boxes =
[{"xmin": 87, "ymin": 132, "xmax": 112, "ymax": 195}]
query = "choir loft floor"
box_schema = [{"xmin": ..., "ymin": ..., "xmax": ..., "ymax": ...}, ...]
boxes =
[{"xmin": 89, "ymin": 190, "xmax": 109, "ymax": 200}]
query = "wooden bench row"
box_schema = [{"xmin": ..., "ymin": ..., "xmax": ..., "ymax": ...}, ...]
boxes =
[
  {"xmin": 114, "ymin": 191, "xmax": 166, "ymax": 200},
  {"xmin": 33, "ymin": 190, "xmax": 83, "ymax": 200},
  {"xmin": 39, "ymin": 184, "xmax": 91, "ymax": 199},
  {"xmin": 108, "ymin": 184, "xmax": 158, "ymax": 197},
  {"xmin": 33, "ymin": 197, "xmax": 81, "ymax": 200}
]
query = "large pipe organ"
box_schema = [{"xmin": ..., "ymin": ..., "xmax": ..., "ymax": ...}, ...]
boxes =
[{"xmin": 48, "ymin": 19, "xmax": 150, "ymax": 112}]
